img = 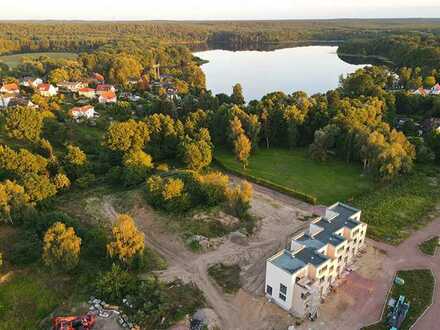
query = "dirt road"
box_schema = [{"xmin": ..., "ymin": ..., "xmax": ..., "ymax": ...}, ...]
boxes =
[{"xmin": 103, "ymin": 181, "xmax": 316, "ymax": 330}]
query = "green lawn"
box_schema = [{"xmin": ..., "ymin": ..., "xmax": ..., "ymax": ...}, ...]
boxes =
[
  {"xmin": 353, "ymin": 167, "xmax": 440, "ymax": 244},
  {"xmin": 215, "ymin": 148, "xmax": 375, "ymax": 205},
  {"xmin": 0, "ymin": 52, "xmax": 78, "ymax": 68},
  {"xmin": 363, "ymin": 270, "xmax": 435, "ymax": 330},
  {"xmin": 0, "ymin": 269, "xmax": 69, "ymax": 330},
  {"xmin": 418, "ymin": 236, "xmax": 439, "ymax": 256}
]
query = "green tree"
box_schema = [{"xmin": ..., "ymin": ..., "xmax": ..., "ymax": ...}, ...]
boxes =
[
  {"xmin": 104, "ymin": 120, "xmax": 150, "ymax": 152},
  {"xmin": 234, "ymin": 134, "xmax": 251, "ymax": 169},
  {"xmin": 423, "ymin": 76, "xmax": 437, "ymax": 89},
  {"xmin": 231, "ymin": 83, "xmax": 245, "ymax": 106},
  {"xmin": 48, "ymin": 68, "xmax": 69, "ymax": 84},
  {"xmin": 108, "ymin": 54, "xmax": 143, "ymax": 87},
  {"xmin": 22, "ymin": 174, "xmax": 57, "ymax": 203},
  {"xmin": 122, "ymin": 150, "xmax": 154, "ymax": 186},
  {"xmin": 0, "ymin": 180, "xmax": 29, "ymax": 222},
  {"xmin": 96, "ymin": 264, "xmax": 136, "ymax": 304},
  {"xmin": 65, "ymin": 145, "xmax": 87, "ymax": 167},
  {"xmin": 43, "ymin": 222, "xmax": 81, "ymax": 271},
  {"xmin": 107, "ymin": 214, "xmax": 145, "ymax": 265},
  {"xmin": 4, "ymin": 106, "xmax": 44, "ymax": 141}
]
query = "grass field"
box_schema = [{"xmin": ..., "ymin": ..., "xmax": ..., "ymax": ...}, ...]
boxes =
[
  {"xmin": 418, "ymin": 236, "xmax": 439, "ymax": 256},
  {"xmin": 0, "ymin": 52, "xmax": 78, "ymax": 68},
  {"xmin": 363, "ymin": 269, "xmax": 435, "ymax": 330},
  {"xmin": 0, "ymin": 268, "xmax": 71, "ymax": 330},
  {"xmin": 353, "ymin": 167, "xmax": 440, "ymax": 244},
  {"xmin": 215, "ymin": 148, "xmax": 375, "ymax": 205}
]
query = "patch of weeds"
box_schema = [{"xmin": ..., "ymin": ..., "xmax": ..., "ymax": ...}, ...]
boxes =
[
  {"xmin": 418, "ymin": 236, "xmax": 439, "ymax": 256},
  {"xmin": 208, "ymin": 263, "xmax": 241, "ymax": 294}
]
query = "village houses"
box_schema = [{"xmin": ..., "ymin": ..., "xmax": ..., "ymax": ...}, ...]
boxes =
[
  {"xmin": 96, "ymin": 84, "xmax": 116, "ymax": 95},
  {"xmin": 57, "ymin": 81, "xmax": 87, "ymax": 93},
  {"xmin": 20, "ymin": 77, "xmax": 43, "ymax": 88},
  {"xmin": 0, "ymin": 83, "xmax": 20, "ymax": 94},
  {"xmin": 78, "ymin": 87, "xmax": 96, "ymax": 99},
  {"xmin": 69, "ymin": 105, "xmax": 96, "ymax": 120},
  {"xmin": 98, "ymin": 91, "xmax": 117, "ymax": 104},
  {"xmin": 37, "ymin": 83, "xmax": 58, "ymax": 97}
]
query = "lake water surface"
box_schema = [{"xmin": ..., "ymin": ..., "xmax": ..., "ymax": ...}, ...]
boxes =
[{"xmin": 194, "ymin": 46, "xmax": 365, "ymax": 101}]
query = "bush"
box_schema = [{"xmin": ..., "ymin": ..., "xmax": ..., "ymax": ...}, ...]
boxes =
[
  {"xmin": 214, "ymin": 158, "xmax": 317, "ymax": 204},
  {"xmin": 95, "ymin": 264, "xmax": 137, "ymax": 304},
  {"xmin": 9, "ymin": 230, "xmax": 42, "ymax": 266},
  {"xmin": 208, "ymin": 263, "xmax": 241, "ymax": 294}
]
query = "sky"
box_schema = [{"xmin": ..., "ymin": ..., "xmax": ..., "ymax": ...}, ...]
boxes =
[{"xmin": 2, "ymin": 0, "xmax": 440, "ymax": 20}]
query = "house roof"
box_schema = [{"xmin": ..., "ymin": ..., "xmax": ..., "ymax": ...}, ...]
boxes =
[
  {"xmin": 271, "ymin": 250, "xmax": 306, "ymax": 274},
  {"xmin": 92, "ymin": 73, "xmax": 105, "ymax": 81},
  {"xmin": 270, "ymin": 202, "xmax": 362, "ymax": 276},
  {"xmin": 100, "ymin": 91, "xmax": 116, "ymax": 100},
  {"xmin": 1, "ymin": 83, "xmax": 19, "ymax": 91},
  {"xmin": 79, "ymin": 87, "xmax": 95, "ymax": 92},
  {"xmin": 96, "ymin": 84, "xmax": 113, "ymax": 91},
  {"xmin": 38, "ymin": 83, "xmax": 51, "ymax": 91},
  {"xmin": 70, "ymin": 105, "xmax": 94, "ymax": 114}
]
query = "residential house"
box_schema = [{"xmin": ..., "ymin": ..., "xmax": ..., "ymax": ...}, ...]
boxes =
[
  {"xmin": 69, "ymin": 105, "xmax": 96, "ymax": 120},
  {"xmin": 413, "ymin": 87, "xmax": 430, "ymax": 96},
  {"xmin": 0, "ymin": 94, "xmax": 15, "ymax": 108},
  {"xmin": 98, "ymin": 91, "xmax": 117, "ymax": 104},
  {"xmin": 96, "ymin": 84, "xmax": 116, "ymax": 95},
  {"xmin": 89, "ymin": 72, "xmax": 105, "ymax": 85},
  {"xmin": 78, "ymin": 87, "xmax": 96, "ymax": 99},
  {"xmin": 37, "ymin": 83, "xmax": 58, "ymax": 97},
  {"xmin": 265, "ymin": 202, "xmax": 367, "ymax": 319},
  {"xmin": 431, "ymin": 84, "xmax": 440, "ymax": 96},
  {"xmin": 57, "ymin": 81, "xmax": 87, "ymax": 93},
  {"xmin": 8, "ymin": 96, "xmax": 38, "ymax": 109},
  {"xmin": 0, "ymin": 83, "xmax": 20, "ymax": 94},
  {"xmin": 20, "ymin": 77, "xmax": 43, "ymax": 88}
]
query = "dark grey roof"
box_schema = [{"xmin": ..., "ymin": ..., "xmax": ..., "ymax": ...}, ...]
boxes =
[
  {"xmin": 313, "ymin": 203, "xmax": 361, "ymax": 247},
  {"xmin": 294, "ymin": 246, "xmax": 328, "ymax": 267},
  {"xmin": 270, "ymin": 203, "xmax": 361, "ymax": 274},
  {"xmin": 271, "ymin": 250, "xmax": 306, "ymax": 274}
]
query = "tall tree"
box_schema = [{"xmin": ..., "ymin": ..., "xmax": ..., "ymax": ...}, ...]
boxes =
[
  {"xmin": 107, "ymin": 214, "xmax": 145, "ymax": 265},
  {"xmin": 43, "ymin": 222, "xmax": 81, "ymax": 271}
]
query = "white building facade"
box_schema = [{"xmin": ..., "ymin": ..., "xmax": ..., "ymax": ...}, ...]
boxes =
[{"xmin": 265, "ymin": 202, "xmax": 367, "ymax": 318}]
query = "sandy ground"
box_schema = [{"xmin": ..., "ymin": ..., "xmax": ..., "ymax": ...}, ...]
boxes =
[
  {"xmin": 101, "ymin": 180, "xmax": 316, "ymax": 330},
  {"xmin": 94, "ymin": 181, "xmax": 440, "ymax": 330}
]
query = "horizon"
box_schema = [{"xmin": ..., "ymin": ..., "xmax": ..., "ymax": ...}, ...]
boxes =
[{"xmin": 2, "ymin": 1, "xmax": 440, "ymax": 20}]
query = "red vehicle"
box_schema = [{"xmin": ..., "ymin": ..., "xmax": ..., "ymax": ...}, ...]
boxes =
[{"xmin": 52, "ymin": 314, "xmax": 96, "ymax": 330}]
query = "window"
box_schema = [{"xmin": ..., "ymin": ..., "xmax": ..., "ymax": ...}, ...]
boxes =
[
  {"xmin": 266, "ymin": 285, "xmax": 273, "ymax": 296},
  {"xmin": 279, "ymin": 293, "xmax": 286, "ymax": 301},
  {"xmin": 320, "ymin": 277, "xmax": 325, "ymax": 283},
  {"xmin": 338, "ymin": 256, "xmax": 342, "ymax": 262},
  {"xmin": 280, "ymin": 284, "xmax": 287, "ymax": 294},
  {"xmin": 319, "ymin": 266, "xmax": 328, "ymax": 274}
]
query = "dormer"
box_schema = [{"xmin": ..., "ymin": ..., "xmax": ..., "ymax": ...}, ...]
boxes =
[
  {"xmin": 308, "ymin": 223, "xmax": 324, "ymax": 237},
  {"xmin": 291, "ymin": 240, "xmax": 305, "ymax": 254},
  {"xmin": 324, "ymin": 208, "xmax": 339, "ymax": 222}
]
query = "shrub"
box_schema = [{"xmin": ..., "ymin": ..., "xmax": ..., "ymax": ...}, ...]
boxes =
[
  {"xmin": 208, "ymin": 263, "xmax": 241, "ymax": 294},
  {"xmin": 95, "ymin": 264, "xmax": 137, "ymax": 304},
  {"xmin": 198, "ymin": 172, "xmax": 229, "ymax": 206},
  {"xmin": 9, "ymin": 230, "xmax": 42, "ymax": 266},
  {"xmin": 225, "ymin": 181, "xmax": 253, "ymax": 219}
]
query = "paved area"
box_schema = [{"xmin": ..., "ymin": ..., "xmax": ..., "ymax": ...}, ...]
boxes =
[{"xmin": 299, "ymin": 218, "xmax": 440, "ymax": 330}]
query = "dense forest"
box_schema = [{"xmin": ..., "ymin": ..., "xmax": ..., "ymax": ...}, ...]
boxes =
[
  {"xmin": 1, "ymin": 19, "xmax": 440, "ymax": 55},
  {"xmin": 338, "ymin": 33, "xmax": 440, "ymax": 72}
]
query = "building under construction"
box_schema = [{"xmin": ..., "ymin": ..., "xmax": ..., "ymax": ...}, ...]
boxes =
[{"xmin": 265, "ymin": 202, "xmax": 367, "ymax": 319}]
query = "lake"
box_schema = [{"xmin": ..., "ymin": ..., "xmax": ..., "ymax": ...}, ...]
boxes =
[{"xmin": 194, "ymin": 46, "xmax": 365, "ymax": 101}]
